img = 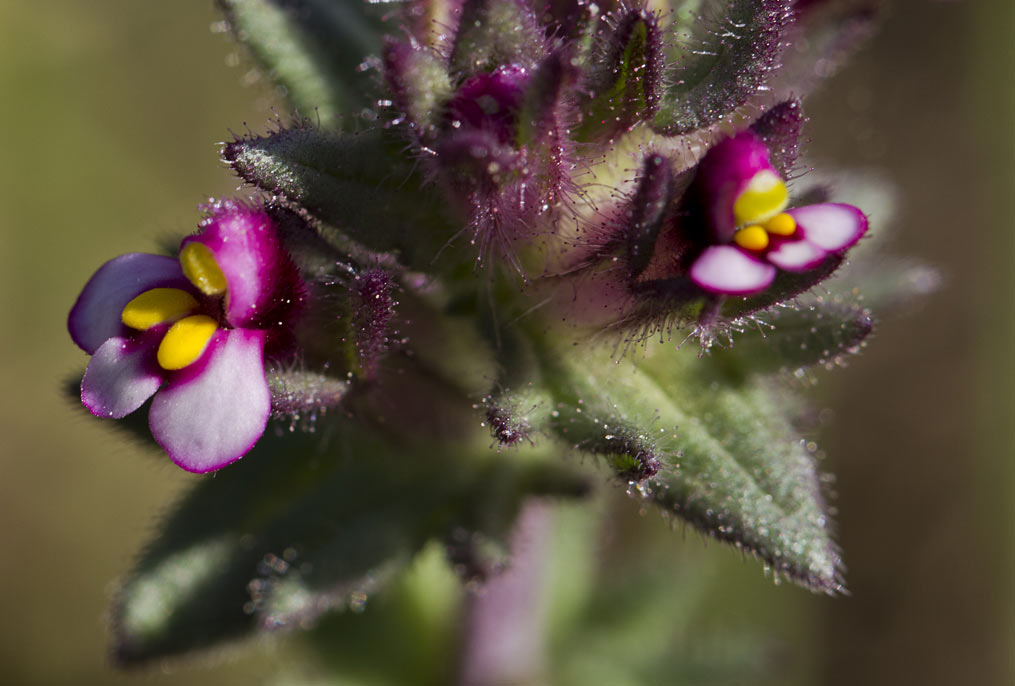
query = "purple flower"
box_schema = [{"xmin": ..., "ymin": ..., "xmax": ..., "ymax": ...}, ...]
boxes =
[
  {"xmin": 688, "ymin": 132, "xmax": 868, "ymax": 296},
  {"xmin": 68, "ymin": 200, "xmax": 304, "ymax": 473}
]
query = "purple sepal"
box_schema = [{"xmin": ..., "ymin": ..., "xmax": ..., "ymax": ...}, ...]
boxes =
[
  {"xmin": 149, "ymin": 328, "xmax": 270, "ymax": 473},
  {"xmin": 690, "ymin": 245, "xmax": 777, "ymax": 295},
  {"xmin": 383, "ymin": 40, "xmax": 423, "ymax": 115},
  {"xmin": 749, "ymin": 99, "xmax": 806, "ymax": 177},
  {"xmin": 518, "ymin": 49, "xmax": 576, "ymax": 145},
  {"xmin": 625, "ymin": 154, "xmax": 677, "ymax": 280},
  {"xmin": 692, "ymin": 132, "xmax": 777, "ymax": 242},
  {"xmin": 68, "ymin": 253, "xmax": 190, "ymax": 354},
  {"xmin": 81, "ymin": 331, "xmax": 165, "ymax": 419},
  {"xmin": 541, "ymin": 0, "xmax": 599, "ymax": 39},
  {"xmin": 183, "ymin": 200, "xmax": 299, "ymax": 330}
]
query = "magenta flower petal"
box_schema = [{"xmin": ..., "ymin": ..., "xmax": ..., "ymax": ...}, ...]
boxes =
[
  {"xmin": 690, "ymin": 245, "xmax": 777, "ymax": 295},
  {"xmin": 182, "ymin": 201, "xmax": 291, "ymax": 329},
  {"xmin": 766, "ymin": 239, "xmax": 828, "ymax": 271},
  {"xmin": 68, "ymin": 253, "xmax": 190, "ymax": 354},
  {"xmin": 81, "ymin": 334, "xmax": 164, "ymax": 419},
  {"xmin": 149, "ymin": 328, "xmax": 270, "ymax": 473},
  {"xmin": 789, "ymin": 203, "xmax": 868, "ymax": 252},
  {"xmin": 693, "ymin": 132, "xmax": 776, "ymax": 242},
  {"xmin": 446, "ymin": 65, "xmax": 529, "ymax": 145}
]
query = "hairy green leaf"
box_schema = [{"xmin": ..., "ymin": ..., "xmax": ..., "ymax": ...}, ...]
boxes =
[
  {"xmin": 653, "ymin": 0, "xmax": 793, "ymax": 134},
  {"xmin": 449, "ymin": 0, "xmax": 546, "ymax": 76},
  {"xmin": 112, "ymin": 417, "xmax": 589, "ymax": 664},
  {"xmin": 217, "ymin": 0, "xmax": 384, "ymax": 128},
  {"xmin": 223, "ymin": 127, "xmax": 460, "ymax": 270},
  {"xmin": 533, "ymin": 343, "xmax": 843, "ymax": 592},
  {"xmin": 710, "ymin": 298, "xmax": 874, "ymax": 376}
]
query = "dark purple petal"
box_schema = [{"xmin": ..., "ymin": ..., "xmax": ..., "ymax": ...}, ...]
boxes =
[
  {"xmin": 149, "ymin": 329, "xmax": 270, "ymax": 473},
  {"xmin": 68, "ymin": 253, "xmax": 190, "ymax": 354},
  {"xmin": 182, "ymin": 200, "xmax": 295, "ymax": 329},
  {"xmin": 790, "ymin": 202, "xmax": 869, "ymax": 252},
  {"xmin": 81, "ymin": 333, "xmax": 164, "ymax": 419},
  {"xmin": 766, "ymin": 239, "xmax": 827, "ymax": 271},
  {"xmin": 690, "ymin": 245, "xmax": 777, "ymax": 295},
  {"xmin": 692, "ymin": 132, "xmax": 779, "ymax": 242},
  {"xmin": 446, "ymin": 65, "xmax": 529, "ymax": 145}
]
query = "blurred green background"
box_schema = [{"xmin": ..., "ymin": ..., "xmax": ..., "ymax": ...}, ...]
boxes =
[{"xmin": 0, "ymin": 1, "xmax": 1011, "ymax": 684}]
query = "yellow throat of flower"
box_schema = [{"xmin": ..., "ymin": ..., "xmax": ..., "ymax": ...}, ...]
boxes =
[
  {"xmin": 733, "ymin": 170, "xmax": 789, "ymax": 227},
  {"xmin": 120, "ymin": 286, "xmax": 220, "ymax": 371}
]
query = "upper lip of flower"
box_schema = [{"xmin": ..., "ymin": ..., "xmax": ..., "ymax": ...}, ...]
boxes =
[
  {"xmin": 687, "ymin": 132, "xmax": 869, "ymax": 296},
  {"xmin": 67, "ymin": 200, "xmax": 301, "ymax": 473}
]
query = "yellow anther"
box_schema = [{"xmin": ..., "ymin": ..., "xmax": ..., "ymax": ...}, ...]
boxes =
[
  {"xmin": 157, "ymin": 315, "xmax": 219, "ymax": 370},
  {"xmin": 734, "ymin": 225, "xmax": 770, "ymax": 251},
  {"xmin": 764, "ymin": 212, "xmax": 797, "ymax": 236},
  {"xmin": 180, "ymin": 242, "xmax": 227, "ymax": 296},
  {"xmin": 733, "ymin": 170, "xmax": 789, "ymax": 226},
  {"xmin": 121, "ymin": 288, "xmax": 201, "ymax": 331}
]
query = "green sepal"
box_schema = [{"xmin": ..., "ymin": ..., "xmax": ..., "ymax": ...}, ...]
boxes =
[
  {"xmin": 111, "ymin": 417, "xmax": 590, "ymax": 665},
  {"xmin": 653, "ymin": 0, "xmax": 793, "ymax": 134},
  {"xmin": 383, "ymin": 42, "xmax": 454, "ymax": 137},
  {"xmin": 216, "ymin": 0, "xmax": 385, "ymax": 129},
  {"xmin": 575, "ymin": 9, "xmax": 663, "ymax": 142},
  {"xmin": 223, "ymin": 126, "xmax": 461, "ymax": 271},
  {"xmin": 266, "ymin": 367, "xmax": 349, "ymax": 422},
  {"xmin": 532, "ymin": 342, "xmax": 843, "ymax": 592}
]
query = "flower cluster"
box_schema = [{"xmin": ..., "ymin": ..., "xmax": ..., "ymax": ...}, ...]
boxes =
[
  {"xmin": 69, "ymin": 0, "xmax": 875, "ymax": 479},
  {"xmin": 688, "ymin": 132, "xmax": 868, "ymax": 295},
  {"xmin": 69, "ymin": 200, "xmax": 303, "ymax": 472},
  {"xmin": 75, "ymin": 1, "xmax": 923, "ymax": 667}
]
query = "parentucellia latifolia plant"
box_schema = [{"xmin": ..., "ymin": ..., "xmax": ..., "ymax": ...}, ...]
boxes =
[{"xmin": 66, "ymin": 0, "xmax": 936, "ymax": 681}]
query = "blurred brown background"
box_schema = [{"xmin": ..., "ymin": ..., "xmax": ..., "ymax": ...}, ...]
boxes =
[{"xmin": 0, "ymin": 1, "xmax": 1011, "ymax": 684}]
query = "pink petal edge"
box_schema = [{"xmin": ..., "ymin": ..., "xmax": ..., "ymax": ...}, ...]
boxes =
[
  {"xmin": 81, "ymin": 334, "xmax": 164, "ymax": 419},
  {"xmin": 149, "ymin": 328, "xmax": 270, "ymax": 473},
  {"xmin": 766, "ymin": 239, "xmax": 828, "ymax": 271},
  {"xmin": 789, "ymin": 203, "xmax": 868, "ymax": 252},
  {"xmin": 690, "ymin": 245, "xmax": 777, "ymax": 296},
  {"xmin": 69, "ymin": 253, "xmax": 191, "ymax": 354}
]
